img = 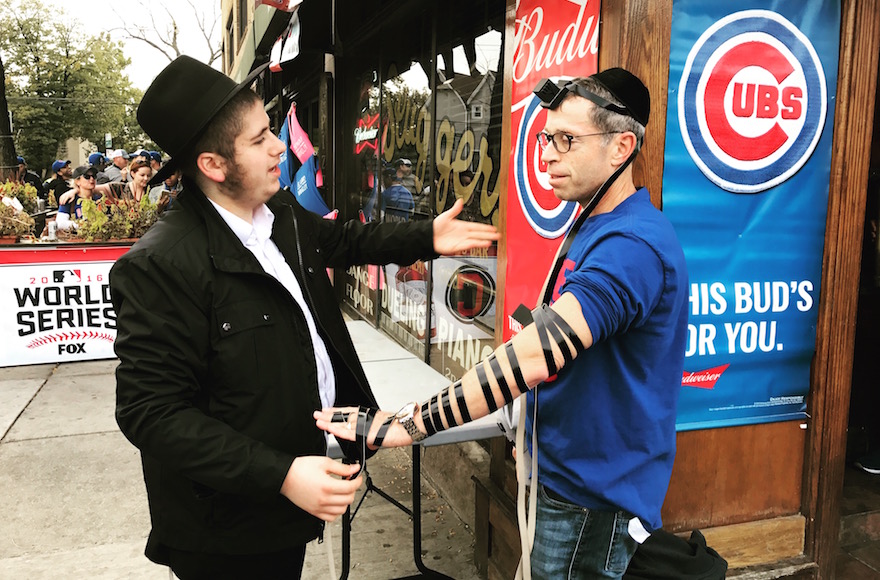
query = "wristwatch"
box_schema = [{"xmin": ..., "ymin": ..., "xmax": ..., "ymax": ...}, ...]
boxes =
[{"xmin": 395, "ymin": 402, "xmax": 427, "ymax": 442}]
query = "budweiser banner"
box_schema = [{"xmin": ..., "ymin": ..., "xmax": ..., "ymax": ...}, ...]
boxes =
[
  {"xmin": 0, "ymin": 247, "xmax": 129, "ymax": 368},
  {"xmin": 663, "ymin": 1, "xmax": 840, "ymax": 429},
  {"xmin": 503, "ymin": 0, "xmax": 600, "ymax": 340}
]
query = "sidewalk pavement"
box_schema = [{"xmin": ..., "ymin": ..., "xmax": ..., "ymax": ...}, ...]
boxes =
[{"xmin": 0, "ymin": 322, "xmax": 482, "ymax": 579}]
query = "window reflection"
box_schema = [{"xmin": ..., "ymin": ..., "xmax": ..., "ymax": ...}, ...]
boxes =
[
  {"xmin": 378, "ymin": 61, "xmax": 433, "ymax": 358},
  {"xmin": 339, "ymin": 5, "xmax": 504, "ymax": 377},
  {"xmin": 430, "ymin": 24, "xmax": 502, "ymax": 381}
]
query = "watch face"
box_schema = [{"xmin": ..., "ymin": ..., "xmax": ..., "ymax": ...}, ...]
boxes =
[{"xmin": 397, "ymin": 402, "xmax": 416, "ymax": 421}]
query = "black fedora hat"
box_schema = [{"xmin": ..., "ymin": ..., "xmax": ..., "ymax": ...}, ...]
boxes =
[{"xmin": 137, "ymin": 55, "xmax": 269, "ymax": 185}]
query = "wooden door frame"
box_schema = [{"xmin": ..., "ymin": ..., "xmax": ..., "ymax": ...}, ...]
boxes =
[{"xmin": 804, "ymin": 1, "xmax": 880, "ymax": 577}]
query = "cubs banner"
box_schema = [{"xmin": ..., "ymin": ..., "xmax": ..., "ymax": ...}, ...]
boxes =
[
  {"xmin": 0, "ymin": 247, "xmax": 130, "ymax": 368},
  {"xmin": 504, "ymin": 0, "xmax": 600, "ymax": 340},
  {"xmin": 663, "ymin": 1, "xmax": 840, "ymax": 430}
]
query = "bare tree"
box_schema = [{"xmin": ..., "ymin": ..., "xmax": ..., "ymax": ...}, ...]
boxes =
[{"xmin": 111, "ymin": 0, "xmax": 221, "ymax": 66}]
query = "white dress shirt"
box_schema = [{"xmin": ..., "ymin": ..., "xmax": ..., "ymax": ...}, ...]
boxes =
[{"xmin": 209, "ymin": 199, "xmax": 336, "ymax": 409}]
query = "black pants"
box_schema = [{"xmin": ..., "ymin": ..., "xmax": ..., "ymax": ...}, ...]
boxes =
[{"xmin": 168, "ymin": 545, "xmax": 307, "ymax": 580}]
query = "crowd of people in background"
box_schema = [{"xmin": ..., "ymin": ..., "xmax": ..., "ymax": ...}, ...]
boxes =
[{"xmin": 13, "ymin": 147, "xmax": 183, "ymax": 233}]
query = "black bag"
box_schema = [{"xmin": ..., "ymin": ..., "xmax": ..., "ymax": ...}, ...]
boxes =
[{"xmin": 624, "ymin": 529, "xmax": 728, "ymax": 579}]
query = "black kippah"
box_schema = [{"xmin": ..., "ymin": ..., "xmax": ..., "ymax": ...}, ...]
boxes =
[{"xmin": 590, "ymin": 67, "xmax": 650, "ymax": 127}]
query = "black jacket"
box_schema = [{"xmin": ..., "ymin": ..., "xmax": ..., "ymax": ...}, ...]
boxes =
[{"xmin": 112, "ymin": 185, "xmax": 436, "ymax": 559}]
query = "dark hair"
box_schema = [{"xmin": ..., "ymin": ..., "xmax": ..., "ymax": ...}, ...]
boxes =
[{"xmin": 181, "ymin": 89, "xmax": 263, "ymax": 179}]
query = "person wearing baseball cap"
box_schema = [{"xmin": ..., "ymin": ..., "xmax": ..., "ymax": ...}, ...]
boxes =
[
  {"xmin": 316, "ymin": 68, "xmax": 688, "ymax": 579},
  {"xmin": 88, "ymin": 152, "xmax": 110, "ymax": 184},
  {"xmin": 111, "ymin": 55, "xmax": 499, "ymax": 579},
  {"xmin": 395, "ymin": 157, "xmax": 422, "ymax": 195},
  {"xmin": 104, "ymin": 149, "xmax": 129, "ymax": 183},
  {"xmin": 44, "ymin": 159, "xmax": 72, "ymax": 205},
  {"xmin": 148, "ymin": 150, "xmax": 162, "ymax": 174},
  {"xmin": 55, "ymin": 165, "xmax": 99, "ymax": 231},
  {"xmin": 15, "ymin": 155, "xmax": 46, "ymax": 199}
]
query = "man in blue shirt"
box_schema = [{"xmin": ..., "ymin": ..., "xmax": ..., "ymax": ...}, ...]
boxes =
[
  {"xmin": 380, "ymin": 168, "xmax": 415, "ymax": 221},
  {"xmin": 317, "ymin": 68, "xmax": 689, "ymax": 579}
]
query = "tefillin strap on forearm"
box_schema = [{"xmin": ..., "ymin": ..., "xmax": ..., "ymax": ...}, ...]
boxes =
[
  {"xmin": 419, "ymin": 316, "xmax": 579, "ymax": 437},
  {"xmin": 430, "ymin": 395, "xmax": 443, "ymax": 433},
  {"xmin": 440, "ymin": 386, "xmax": 457, "ymax": 428},
  {"xmin": 461, "ymin": 345, "xmax": 530, "ymax": 426},
  {"xmin": 453, "ymin": 380, "xmax": 471, "ymax": 423},
  {"xmin": 475, "ymin": 362, "xmax": 499, "ymax": 413},
  {"xmin": 531, "ymin": 304, "xmax": 585, "ymax": 375},
  {"xmin": 419, "ymin": 381, "xmax": 464, "ymax": 438},
  {"xmin": 486, "ymin": 354, "xmax": 516, "ymax": 405},
  {"xmin": 420, "ymin": 381, "xmax": 467, "ymax": 437}
]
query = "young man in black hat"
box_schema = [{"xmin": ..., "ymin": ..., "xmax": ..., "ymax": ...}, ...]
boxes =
[
  {"xmin": 317, "ymin": 68, "xmax": 689, "ymax": 579},
  {"xmin": 111, "ymin": 56, "xmax": 499, "ymax": 579}
]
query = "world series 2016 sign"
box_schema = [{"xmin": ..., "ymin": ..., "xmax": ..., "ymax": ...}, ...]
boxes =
[
  {"xmin": 663, "ymin": 1, "xmax": 840, "ymax": 430},
  {"xmin": 678, "ymin": 10, "xmax": 827, "ymax": 193},
  {"xmin": 0, "ymin": 247, "xmax": 129, "ymax": 367}
]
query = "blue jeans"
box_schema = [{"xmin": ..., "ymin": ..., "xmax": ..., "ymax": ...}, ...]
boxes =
[{"xmin": 531, "ymin": 485, "xmax": 639, "ymax": 579}]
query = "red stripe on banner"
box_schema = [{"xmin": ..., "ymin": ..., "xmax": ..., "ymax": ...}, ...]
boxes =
[
  {"xmin": 0, "ymin": 245, "xmax": 132, "ymax": 265},
  {"xmin": 681, "ymin": 364, "xmax": 731, "ymax": 389}
]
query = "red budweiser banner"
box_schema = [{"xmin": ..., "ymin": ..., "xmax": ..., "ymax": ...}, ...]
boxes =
[
  {"xmin": 681, "ymin": 364, "xmax": 731, "ymax": 389},
  {"xmin": 503, "ymin": 0, "xmax": 600, "ymax": 340}
]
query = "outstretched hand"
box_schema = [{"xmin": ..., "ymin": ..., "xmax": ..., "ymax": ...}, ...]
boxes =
[
  {"xmin": 433, "ymin": 198, "xmax": 500, "ymax": 256},
  {"xmin": 314, "ymin": 407, "xmax": 414, "ymax": 449}
]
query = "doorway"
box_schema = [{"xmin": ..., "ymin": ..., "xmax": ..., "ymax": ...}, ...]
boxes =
[{"xmin": 840, "ymin": 69, "xmax": 880, "ymax": 567}]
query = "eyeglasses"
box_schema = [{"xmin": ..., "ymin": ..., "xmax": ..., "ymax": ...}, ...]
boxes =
[{"xmin": 535, "ymin": 131, "xmax": 619, "ymax": 153}]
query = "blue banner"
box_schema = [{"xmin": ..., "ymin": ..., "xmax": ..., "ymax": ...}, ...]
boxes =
[
  {"xmin": 278, "ymin": 105, "xmax": 331, "ymax": 216},
  {"xmin": 663, "ymin": 1, "xmax": 840, "ymax": 430},
  {"xmin": 293, "ymin": 155, "xmax": 331, "ymax": 216}
]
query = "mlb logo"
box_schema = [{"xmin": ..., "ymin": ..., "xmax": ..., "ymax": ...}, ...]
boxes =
[
  {"xmin": 678, "ymin": 10, "xmax": 827, "ymax": 193},
  {"xmin": 53, "ymin": 270, "xmax": 82, "ymax": 283}
]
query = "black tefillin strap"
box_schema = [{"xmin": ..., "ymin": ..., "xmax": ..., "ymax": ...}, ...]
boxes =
[
  {"xmin": 440, "ymin": 387, "xmax": 457, "ymax": 428},
  {"xmin": 529, "ymin": 304, "xmax": 586, "ymax": 376},
  {"xmin": 475, "ymin": 362, "xmax": 498, "ymax": 413},
  {"xmin": 330, "ymin": 407, "xmax": 395, "ymax": 479},
  {"xmin": 486, "ymin": 354, "xmax": 515, "ymax": 405},
  {"xmin": 430, "ymin": 395, "xmax": 443, "ymax": 433},
  {"xmin": 421, "ymin": 345, "xmax": 531, "ymax": 437},
  {"xmin": 533, "ymin": 78, "xmax": 632, "ymax": 118},
  {"xmin": 453, "ymin": 380, "xmax": 471, "ymax": 423},
  {"xmin": 531, "ymin": 306, "xmax": 559, "ymax": 376},
  {"xmin": 505, "ymin": 343, "xmax": 529, "ymax": 395}
]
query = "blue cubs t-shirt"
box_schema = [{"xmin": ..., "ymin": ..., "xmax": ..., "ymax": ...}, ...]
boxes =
[{"xmin": 526, "ymin": 188, "xmax": 689, "ymax": 531}]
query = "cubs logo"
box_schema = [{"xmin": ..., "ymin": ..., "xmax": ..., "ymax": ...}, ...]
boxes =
[
  {"xmin": 513, "ymin": 90, "xmax": 580, "ymax": 238},
  {"xmin": 445, "ymin": 265, "xmax": 495, "ymax": 323},
  {"xmin": 678, "ymin": 10, "xmax": 827, "ymax": 193}
]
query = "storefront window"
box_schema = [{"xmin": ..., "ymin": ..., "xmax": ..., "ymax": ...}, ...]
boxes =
[
  {"xmin": 378, "ymin": 60, "xmax": 433, "ymax": 359},
  {"xmin": 340, "ymin": 68, "xmax": 381, "ymax": 322},
  {"xmin": 339, "ymin": 1, "xmax": 504, "ymax": 376},
  {"xmin": 429, "ymin": 24, "xmax": 503, "ymax": 381}
]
